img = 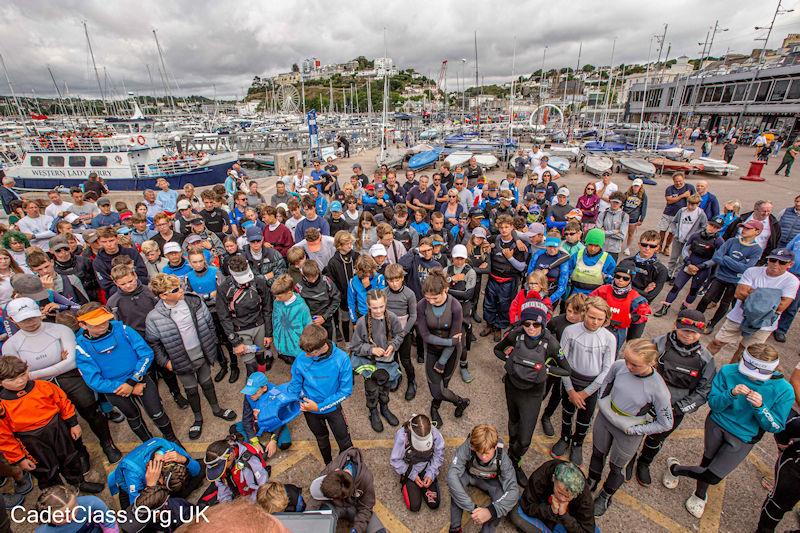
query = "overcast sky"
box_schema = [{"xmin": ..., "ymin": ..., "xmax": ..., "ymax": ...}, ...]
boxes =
[{"xmin": 0, "ymin": 0, "xmax": 797, "ymax": 100}]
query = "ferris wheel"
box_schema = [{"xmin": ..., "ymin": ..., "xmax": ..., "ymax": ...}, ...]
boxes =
[{"xmin": 277, "ymin": 84, "xmax": 301, "ymax": 113}]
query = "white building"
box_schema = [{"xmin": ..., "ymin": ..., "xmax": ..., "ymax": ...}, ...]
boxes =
[{"xmin": 375, "ymin": 57, "xmax": 398, "ymax": 77}]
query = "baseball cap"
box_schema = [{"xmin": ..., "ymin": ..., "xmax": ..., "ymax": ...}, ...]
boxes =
[
  {"xmin": 451, "ymin": 244, "xmax": 468, "ymax": 259},
  {"xmin": 83, "ymin": 230, "xmax": 99, "ymax": 243},
  {"xmin": 298, "ymin": 187, "xmax": 309, "ymax": 196},
  {"xmin": 365, "ymin": 184, "xmax": 375, "ymax": 191},
  {"xmin": 11, "ymin": 274, "xmax": 48, "ymax": 301},
  {"xmin": 740, "ymin": 219, "xmax": 764, "ymax": 231},
  {"xmin": 276, "ymin": 203, "xmax": 288, "ymax": 211},
  {"xmin": 468, "ymin": 207, "xmax": 484, "ymax": 218},
  {"xmin": 240, "ymin": 372, "xmax": 269, "ymax": 396},
  {"xmin": 185, "ymin": 234, "xmax": 204, "ymax": 245},
  {"xmin": 352, "ymin": 163, "xmax": 362, "ymax": 169},
  {"xmin": 189, "ymin": 216, "xmax": 205, "ymax": 226},
  {"xmin": 632, "ymin": 178, "xmax": 644, "ymax": 187},
  {"xmin": 369, "ymin": 243, "xmax": 387, "ymax": 257},
  {"xmin": 534, "ymin": 185, "xmax": 546, "ymax": 193},
  {"xmin": 528, "ymin": 204, "xmax": 542, "ymax": 214},
  {"xmin": 330, "ymin": 201, "xmax": 343, "ymax": 212},
  {"xmin": 309, "ymin": 475, "xmax": 330, "ymax": 501},
  {"xmin": 709, "ymin": 215, "xmax": 725, "ymax": 228},
  {"xmin": 375, "ymin": 182, "xmax": 385, "ymax": 191},
  {"xmin": 76, "ymin": 306, "xmax": 114, "ymax": 326},
  {"xmin": 676, "ymin": 309, "xmax": 706, "ymax": 334},
  {"xmin": 120, "ymin": 211, "xmax": 133, "ymax": 222},
  {"xmin": 767, "ymin": 248, "xmax": 795, "ymax": 262},
  {"xmin": 528, "ymin": 222, "xmax": 545, "ymax": 235},
  {"xmin": 49, "ymin": 236, "xmax": 69, "ymax": 252},
  {"xmin": 177, "ymin": 199, "xmax": 191, "ymax": 210},
  {"xmin": 97, "ymin": 197, "xmax": 110, "ymax": 207},
  {"xmin": 471, "ymin": 226, "xmax": 488, "ymax": 239},
  {"xmin": 116, "ymin": 227, "xmax": 131, "ymax": 235},
  {"xmin": 545, "ymin": 237, "xmax": 561, "ymax": 248},
  {"xmin": 163, "ymin": 242, "xmax": 182, "ymax": 254},
  {"xmin": 557, "ymin": 187, "xmax": 570, "ymax": 197},
  {"xmin": 431, "ymin": 236, "xmax": 445, "ymax": 246},
  {"xmin": 6, "ymin": 297, "xmax": 42, "ymax": 322},
  {"xmin": 246, "ymin": 226, "xmax": 263, "ymax": 242}
]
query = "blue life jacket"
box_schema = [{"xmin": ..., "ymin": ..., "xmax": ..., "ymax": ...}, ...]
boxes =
[{"xmin": 246, "ymin": 383, "xmax": 301, "ymax": 434}]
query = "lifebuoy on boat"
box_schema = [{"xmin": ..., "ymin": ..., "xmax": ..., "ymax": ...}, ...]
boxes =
[
  {"xmin": 65, "ymin": 138, "xmax": 75, "ymax": 149},
  {"xmin": 136, "ymin": 135, "xmax": 146, "ymax": 146},
  {"xmin": 114, "ymin": 155, "xmax": 122, "ymax": 164}
]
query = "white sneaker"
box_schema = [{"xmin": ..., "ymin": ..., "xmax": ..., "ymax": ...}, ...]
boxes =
[
  {"xmin": 685, "ymin": 494, "xmax": 707, "ymax": 518},
  {"xmin": 662, "ymin": 457, "xmax": 680, "ymax": 489},
  {"xmin": 623, "ymin": 247, "xmax": 631, "ymax": 256}
]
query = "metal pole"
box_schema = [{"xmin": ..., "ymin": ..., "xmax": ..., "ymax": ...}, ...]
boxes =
[
  {"xmin": 636, "ymin": 36, "xmax": 654, "ymax": 148},
  {"xmin": 568, "ymin": 42, "xmax": 582, "ymax": 139},
  {"xmin": 83, "ymin": 21, "xmax": 107, "ymax": 114},
  {"xmin": 508, "ymin": 36, "xmax": 517, "ymax": 141},
  {"xmin": 153, "ymin": 29, "xmax": 175, "ymax": 111},
  {"xmin": 0, "ymin": 53, "xmax": 29, "ymax": 131},
  {"xmin": 601, "ymin": 38, "xmax": 616, "ymax": 143}
]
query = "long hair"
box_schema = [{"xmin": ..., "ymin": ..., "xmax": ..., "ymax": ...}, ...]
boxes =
[
  {"xmin": 365, "ymin": 289, "xmax": 391, "ymax": 351},
  {"xmin": 0, "ymin": 248, "xmax": 23, "ymax": 275},
  {"xmin": 354, "ymin": 212, "xmax": 375, "ymax": 251}
]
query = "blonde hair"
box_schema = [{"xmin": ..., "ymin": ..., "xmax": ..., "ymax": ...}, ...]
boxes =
[
  {"xmin": 140, "ymin": 240, "xmax": 160, "ymax": 254},
  {"xmin": 271, "ymin": 274, "xmax": 295, "ymax": 296},
  {"xmin": 746, "ymin": 343, "xmax": 779, "ymax": 362},
  {"xmin": 354, "ymin": 254, "xmax": 377, "ymax": 278},
  {"xmin": 384, "ymin": 263, "xmax": 405, "ymax": 280},
  {"xmin": 526, "ymin": 271, "xmax": 548, "ymax": 293},
  {"xmin": 149, "ymin": 273, "xmax": 180, "ymax": 296},
  {"xmin": 584, "ymin": 296, "xmax": 612, "ymax": 321},
  {"xmin": 256, "ymin": 481, "xmax": 289, "ymax": 514},
  {"xmin": 470, "ymin": 424, "xmax": 499, "ymax": 454},
  {"xmin": 334, "ymin": 229, "xmax": 354, "ymax": 249},
  {"xmin": 624, "ymin": 338, "xmax": 660, "ymax": 365}
]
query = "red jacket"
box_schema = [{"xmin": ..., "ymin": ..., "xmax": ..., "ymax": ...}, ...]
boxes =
[{"xmin": 590, "ymin": 284, "xmax": 651, "ymax": 330}]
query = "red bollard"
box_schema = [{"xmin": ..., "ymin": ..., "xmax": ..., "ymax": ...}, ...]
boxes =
[{"xmin": 740, "ymin": 160, "xmax": 766, "ymax": 182}]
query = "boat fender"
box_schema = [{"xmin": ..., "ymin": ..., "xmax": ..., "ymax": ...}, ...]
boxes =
[{"xmin": 137, "ymin": 135, "xmax": 146, "ymax": 146}]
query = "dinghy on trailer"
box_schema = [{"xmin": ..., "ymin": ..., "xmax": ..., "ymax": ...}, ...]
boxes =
[
  {"xmin": 618, "ymin": 157, "xmax": 656, "ymax": 178},
  {"xmin": 690, "ymin": 157, "xmax": 739, "ymax": 176},
  {"xmin": 407, "ymin": 148, "xmax": 443, "ymax": 170},
  {"xmin": 474, "ymin": 154, "xmax": 498, "ymax": 169},
  {"xmin": 444, "ymin": 151, "xmax": 473, "ymax": 167},
  {"xmin": 582, "ymin": 155, "xmax": 613, "ymax": 176}
]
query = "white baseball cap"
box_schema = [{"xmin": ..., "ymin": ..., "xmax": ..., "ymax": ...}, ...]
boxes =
[
  {"xmin": 369, "ymin": 243, "xmax": 387, "ymax": 257},
  {"xmin": 451, "ymin": 244, "xmax": 468, "ymax": 259},
  {"xmin": 177, "ymin": 199, "xmax": 191, "ymax": 210},
  {"xmin": 557, "ymin": 187, "xmax": 570, "ymax": 197},
  {"xmin": 632, "ymin": 178, "xmax": 644, "ymax": 187},
  {"xmin": 163, "ymin": 242, "xmax": 182, "ymax": 254},
  {"xmin": 6, "ymin": 297, "xmax": 42, "ymax": 322}
]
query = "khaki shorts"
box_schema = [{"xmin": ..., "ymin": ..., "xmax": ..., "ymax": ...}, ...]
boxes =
[
  {"xmin": 713, "ymin": 318, "xmax": 771, "ymax": 347},
  {"xmin": 658, "ymin": 213, "xmax": 674, "ymax": 232}
]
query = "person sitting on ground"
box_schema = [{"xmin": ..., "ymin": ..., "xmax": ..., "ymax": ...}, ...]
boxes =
[
  {"xmin": 199, "ymin": 434, "xmax": 270, "ymax": 506},
  {"xmin": 236, "ymin": 372, "xmax": 295, "ymax": 457},
  {"xmin": 390, "ymin": 413, "xmax": 444, "ymax": 513}
]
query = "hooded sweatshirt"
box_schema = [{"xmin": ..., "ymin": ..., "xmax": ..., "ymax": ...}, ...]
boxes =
[{"xmin": 271, "ymin": 294, "xmax": 312, "ymax": 358}]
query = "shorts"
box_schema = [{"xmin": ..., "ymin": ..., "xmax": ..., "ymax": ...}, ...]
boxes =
[
  {"xmin": 703, "ymin": 415, "xmax": 754, "ymax": 479},
  {"xmin": 713, "ymin": 318, "xmax": 771, "ymax": 347},
  {"xmin": 592, "ymin": 411, "xmax": 644, "ymax": 467},
  {"xmin": 658, "ymin": 213, "xmax": 674, "ymax": 232}
]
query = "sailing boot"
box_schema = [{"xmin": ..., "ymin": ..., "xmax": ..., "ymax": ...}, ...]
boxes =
[
  {"xmin": 369, "ymin": 408, "xmax": 384, "ymax": 433},
  {"xmin": 653, "ymin": 303, "xmax": 671, "ymax": 318},
  {"xmin": 379, "ymin": 402, "xmax": 399, "ymax": 427},
  {"xmin": 404, "ymin": 378, "xmax": 417, "ymax": 401}
]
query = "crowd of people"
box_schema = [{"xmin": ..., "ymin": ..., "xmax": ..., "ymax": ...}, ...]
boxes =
[{"xmin": 0, "ymin": 137, "xmax": 797, "ymax": 533}]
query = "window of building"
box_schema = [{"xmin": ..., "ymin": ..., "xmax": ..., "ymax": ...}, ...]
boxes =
[
  {"xmin": 701, "ymin": 87, "xmax": 713, "ymax": 103},
  {"xmin": 755, "ymin": 81, "xmax": 771, "ymax": 102},
  {"xmin": 682, "ymin": 86, "xmax": 694, "ymax": 105},
  {"xmin": 788, "ymin": 79, "xmax": 800, "ymax": 100},
  {"xmin": 68, "ymin": 156, "xmax": 86, "ymax": 167},
  {"xmin": 47, "ymin": 156, "xmax": 65, "ymax": 167},
  {"xmin": 771, "ymin": 79, "xmax": 790, "ymax": 101},
  {"xmin": 721, "ymin": 84, "xmax": 733, "ymax": 103},
  {"xmin": 90, "ymin": 156, "xmax": 108, "ymax": 167},
  {"xmin": 667, "ymin": 87, "xmax": 675, "ymax": 106},
  {"xmin": 711, "ymin": 86, "xmax": 723, "ymax": 102},
  {"xmin": 30, "ymin": 156, "xmax": 43, "ymax": 167},
  {"xmin": 733, "ymin": 83, "xmax": 747, "ymax": 101}
]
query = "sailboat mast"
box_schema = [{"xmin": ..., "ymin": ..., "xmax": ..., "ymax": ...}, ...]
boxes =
[
  {"xmin": 83, "ymin": 21, "xmax": 107, "ymax": 114},
  {"xmin": 0, "ymin": 53, "xmax": 29, "ymax": 132},
  {"xmin": 380, "ymin": 28, "xmax": 389, "ymax": 162},
  {"xmin": 153, "ymin": 29, "xmax": 175, "ymax": 111},
  {"xmin": 508, "ymin": 36, "xmax": 517, "ymax": 141},
  {"xmin": 473, "ymin": 31, "xmax": 479, "ymax": 129},
  {"xmin": 569, "ymin": 42, "xmax": 582, "ymax": 139}
]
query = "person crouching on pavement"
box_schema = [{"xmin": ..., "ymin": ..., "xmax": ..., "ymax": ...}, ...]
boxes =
[{"xmin": 390, "ymin": 413, "xmax": 445, "ymax": 513}]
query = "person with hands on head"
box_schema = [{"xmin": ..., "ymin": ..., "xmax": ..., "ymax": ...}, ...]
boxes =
[
  {"xmin": 0, "ymin": 355, "xmax": 104, "ymax": 493},
  {"xmin": 447, "ymin": 424, "xmax": 520, "ymax": 533},
  {"xmin": 390, "ymin": 413, "xmax": 445, "ymax": 513},
  {"xmin": 664, "ymin": 343, "xmax": 794, "ymax": 519},
  {"xmin": 510, "ymin": 459, "xmax": 596, "ymax": 533},
  {"xmin": 286, "ymin": 324, "xmax": 353, "ymax": 465},
  {"xmin": 75, "ymin": 302, "xmax": 178, "ymax": 444}
]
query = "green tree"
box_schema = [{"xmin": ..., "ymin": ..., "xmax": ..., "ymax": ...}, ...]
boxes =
[
  {"xmin": 291, "ymin": 63, "xmax": 299, "ymax": 72},
  {"xmin": 582, "ymin": 64, "xmax": 595, "ymax": 73}
]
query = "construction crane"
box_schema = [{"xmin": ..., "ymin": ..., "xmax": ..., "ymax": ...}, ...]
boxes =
[{"xmin": 437, "ymin": 60, "xmax": 448, "ymax": 116}]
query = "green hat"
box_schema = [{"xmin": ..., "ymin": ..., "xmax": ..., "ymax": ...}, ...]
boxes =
[{"xmin": 585, "ymin": 228, "xmax": 605, "ymax": 247}]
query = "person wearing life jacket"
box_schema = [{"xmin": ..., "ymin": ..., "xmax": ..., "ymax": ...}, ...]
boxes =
[
  {"xmin": 566, "ymin": 228, "xmax": 617, "ymax": 297},
  {"xmin": 590, "ymin": 265, "xmax": 651, "ymax": 352},
  {"xmin": 390, "ymin": 414, "xmax": 445, "ymax": 512},
  {"xmin": 447, "ymin": 424, "xmax": 519, "ymax": 533},
  {"xmin": 494, "ymin": 298, "xmax": 571, "ymax": 487},
  {"xmin": 446, "ymin": 245, "xmax": 478, "ymax": 384},
  {"xmin": 200, "ymin": 434, "xmax": 269, "ymax": 506},
  {"xmin": 527, "ymin": 231, "xmax": 570, "ymax": 305},
  {"xmin": 108, "ymin": 437, "xmax": 202, "ymax": 509},
  {"xmin": 628, "ymin": 310, "xmax": 716, "ymax": 487},
  {"xmin": 237, "ymin": 372, "xmax": 297, "ymax": 458}
]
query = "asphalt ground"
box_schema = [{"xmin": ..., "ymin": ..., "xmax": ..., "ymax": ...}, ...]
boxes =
[{"xmin": 8, "ymin": 141, "xmax": 800, "ymax": 532}]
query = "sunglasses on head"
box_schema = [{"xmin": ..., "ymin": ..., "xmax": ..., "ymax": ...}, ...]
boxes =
[
  {"xmin": 741, "ymin": 357, "xmax": 774, "ymax": 375},
  {"xmin": 640, "ymin": 242, "xmax": 659, "ymax": 249},
  {"xmin": 677, "ymin": 317, "xmax": 705, "ymax": 330},
  {"xmin": 614, "ymin": 274, "xmax": 631, "ymax": 281},
  {"xmin": 522, "ymin": 320, "xmax": 541, "ymax": 328},
  {"xmin": 768, "ymin": 258, "xmax": 790, "ymax": 265}
]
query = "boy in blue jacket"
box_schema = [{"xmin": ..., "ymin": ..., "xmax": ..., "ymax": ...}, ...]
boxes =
[
  {"xmin": 286, "ymin": 324, "xmax": 353, "ymax": 465},
  {"xmin": 663, "ymin": 342, "xmax": 793, "ymax": 519},
  {"xmin": 75, "ymin": 302, "xmax": 178, "ymax": 444},
  {"xmin": 236, "ymin": 372, "xmax": 297, "ymax": 455},
  {"xmin": 108, "ymin": 437, "xmax": 202, "ymax": 508},
  {"xmin": 347, "ymin": 254, "xmax": 387, "ymax": 323},
  {"xmin": 266, "ymin": 274, "xmax": 312, "ymax": 364}
]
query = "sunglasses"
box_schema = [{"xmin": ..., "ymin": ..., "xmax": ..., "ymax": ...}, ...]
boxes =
[
  {"xmin": 677, "ymin": 317, "xmax": 705, "ymax": 330},
  {"xmin": 487, "ymin": 188, "xmax": 498, "ymax": 192},
  {"xmin": 768, "ymin": 258, "xmax": 790, "ymax": 265},
  {"xmin": 614, "ymin": 274, "xmax": 631, "ymax": 281},
  {"xmin": 586, "ymin": 188, "xmax": 595, "ymax": 191},
  {"xmin": 741, "ymin": 357, "xmax": 774, "ymax": 375},
  {"xmin": 640, "ymin": 242, "xmax": 659, "ymax": 249},
  {"xmin": 166, "ymin": 286, "xmax": 182, "ymax": 294},
  {"xmin": 564, "ymin": 231, "xmax": 577, "ymax": 236},
  {"xmin": 448, "ymin": 195, "xmax": 458, "ymax": 198},
  {"xmin": 522, "ymin": 320, "xmax": 541, "ymax": 328}
]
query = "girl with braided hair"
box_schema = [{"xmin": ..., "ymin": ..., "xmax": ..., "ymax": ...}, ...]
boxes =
[
  {"xmin": 350, "ymin": 290, "xmax": 406, "ymax": 433},
  {"xmin": 34, "ymin": 485, "xmax": 118, "ymax": 532}
]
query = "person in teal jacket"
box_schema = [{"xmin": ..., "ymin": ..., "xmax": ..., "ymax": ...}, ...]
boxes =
[
  {"xmin": 108, "ymin": 437, "xmax": 202, "ymax": 508},
  {"xmin": 266, "ymin": 274, "xmax": 312, "ymax": 363},
  {"xmin": 663, "ymin": 342, "xmax": 794, "ymax": 519},
  {"xmin": 286, "ymin": 324, "xmax": 353, "ymax": 465},
  {"xmin": 347, "ymin": 254, "xmax": 387, "ymax": 323}
]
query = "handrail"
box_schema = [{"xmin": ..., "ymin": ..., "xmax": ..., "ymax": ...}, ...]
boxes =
[
  {"xmin": 132, "ymin": 157, "xmax": 208, "ymax": 178},
  {"xmin": 23, "ymin": 138, "xmax": 143, "ymax": 154}
]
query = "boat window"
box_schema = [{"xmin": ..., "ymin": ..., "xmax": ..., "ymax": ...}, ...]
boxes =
[
  {"xmin": 47, "ymin": 156, "xmax": 65, "ymax": 167},
  {"xmin": 90, "ymin": 156, "xmax": 108, "ymax": 167},
  {"xmin": 30, "ymin": 156, "xmax": 43, "ymax": 167},
  {"xmin": 721, "ymin": 84, "xmax": 733, "ymax": 103},
  {"xmin": 732, "ymin": 83, "xmax": 747, "ymax": 101},
  {"xmin": 787, "ymin": 79, "xmax": 800, "ymax": 100},
  {"xmin": 68, "ymin": 156, "xmax": 86, "ymax": 167},
  {"xmin": 770, "ymin": 79, "xmax": 790, "ymax": 101},
  {"xmin": 755, "ymin": 81, "xmax": 771, "ymax": 102}
]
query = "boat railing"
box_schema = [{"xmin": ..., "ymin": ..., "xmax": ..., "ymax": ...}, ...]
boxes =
[
  {"xmin": 132, "ymin": 157, "xmax": 207, "ymax": 178},
  {"xmin": 23, "ymin": 137, "xmax": 137, "ymax": 154}
]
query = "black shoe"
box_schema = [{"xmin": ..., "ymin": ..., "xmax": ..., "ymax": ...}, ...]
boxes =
[
  {"xmin": 541, "ymin": 416, "xmax": 555, "ymax": 437},
  {"xmin": 473, "ymin": 314, "xmax": 482, "ymax": 324},
  {"xmin": 172, "ymin": 393, "xmax": 189, "ymax": 410},
  {"xmin": 228, "ymin": 365, "xmax": 240, "ymax": 384},
  {"xmin": 653, "ymin": 304, "xmax": 670, "ymax": 318},
  {"xmin": 774, "ymin": 331, "xmax": 787, "ymax": 343},
  {"xmin": 104, "ymin": 406, "xmax": 126, "ymax": 424},
  {"xmin": 454, "ymin": 398, "xmax": 470, "ymax": 418},
  {"xmin": 430, "ymin": 406, "xmax": 443, "ymax": 429},
  {"xmin": 467, "ymin": 330, "xmax": 477, "ymax": 343},
  {"xmin": 188, "ymin": 421, "xmax": 203, "ymax": 440},
  {"xmin": 102, "ymin": 442, "xmax": 122, "ymax": 464},
  {"xmin": 513, "ymin": 461, "xmax": 528, "ymax": 487},
  {"xmin": 213, "ymin": 409, "xmax": 237, "ymax": 421},
  {"xmin": 369, "ymin": 408, "xmax": 384, "ymax": 433},
  {"xmin": 593, "ymin": 490, "xmax": 612, "ymax": 517},
  {"xmin": 13, "ymin": 472, "xmax": 32, "ymax": 495},
  {"xmin": 551, "ymin": 437, "xmax": 570, "ymax": 458},
  {"xmin": 405, "ymin": 379, "xmax": 417, "ymax": 401},
  {"xmin": 77, "ymin": 480, "xmax": 105, "ymax": 494},
  {"xmin": 417, "ymin": 354, "xmax": 425, "ymax": 364},
  {"xmin": 379, "ymin": 403, "xmax": 399, "ymax": 426},
  {"xmin": 570, "ymin": 444, "xmax": 584, "ymax": 466},
  {"xmin": 636, "ymin": 461, "xmax": 652, "ymax": 486},
  {"xmin": 214, "ymin": 366, "xmax": 228, "ymax": 383}
]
